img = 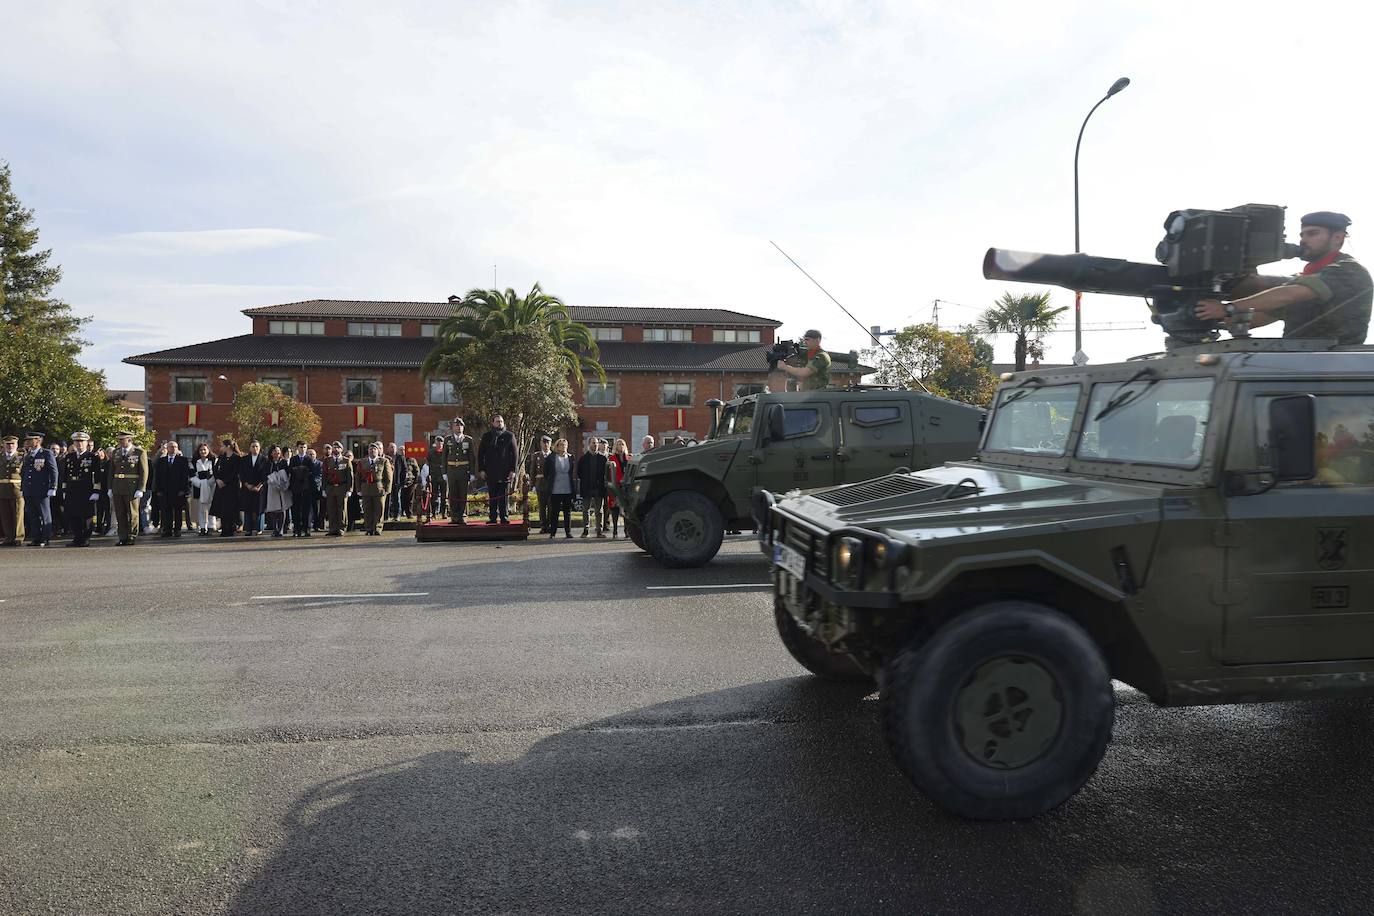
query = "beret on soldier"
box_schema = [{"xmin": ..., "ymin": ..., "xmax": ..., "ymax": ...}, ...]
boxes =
[
  {"xmin": 1301, "ymin": 211, "xmax": 1351, "ymax": 231},
  {"xmin": 803, "ymin": 329, "xmax": 822, "ymax": 339}
]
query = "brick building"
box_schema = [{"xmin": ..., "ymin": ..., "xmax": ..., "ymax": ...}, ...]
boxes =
[{"xmin": 126, "ymin": 300, "xmax": 864, "ymax": 455}]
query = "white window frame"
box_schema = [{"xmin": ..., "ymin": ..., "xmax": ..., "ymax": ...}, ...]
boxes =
[
  {"xmin": 661, "ymin": 382, "xmax": 693, "ymax": 407},
  {"xmin": 645, "ymin": 327, "xmax": 692, "ymax": 342},
  {"xmin": 427, "ymin": 380, "xmax": 461, "ymax": 405},
  {"xmin": 584, "ymin": 381, "xmax": 619, "ymax": 407},
  {"xmin": 714, "ymin": 329, "xmax": 761, "ymax": 343},
  {"xmin": 591, "ymin": 327, "xmax": 623, "ymax": 341}
]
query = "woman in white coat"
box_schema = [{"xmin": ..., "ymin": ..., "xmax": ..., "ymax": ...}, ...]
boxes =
[
  {"xmin": 190, "ymin": 443, "xmax": 218, "ymax": 535},
  {"xmin": 265, "ymin": 445, "xmax": 291, "ymax": 538}
]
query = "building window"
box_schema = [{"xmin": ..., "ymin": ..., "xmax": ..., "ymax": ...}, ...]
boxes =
[
  {"xmin": 734, "ymin": 383, "xmax": 767, "ymax": 397},
  {"xmin": 268, "ymin": 320, "xmax": 324, "ymax": 335},
  {"xmin": 713, "ymin": 329, "xmax": 761, "ymax": 343},
  {"xmin": 421, "ymin": 323, "xmax": 439, "ymax": 337},
  {"xmin": 428, "ymin": 380, "xmax": 460, "ymax": 405},
  {"xmin": 661, "ymin": 382, "xmax": 692, "ymax": 406},
  {"xmin": 345, "ymin": 379, "xmax": 379, "ymax": 404},
  {"xmin": 644, "ymin": 328, "xmax": 691, "ymax": 342},
  {"xmin": 347, "ymin": 322, "xmax": 402, "ymax": 337},
  {"xmin": 173, "ymin": 377, "xmax": 208, "ymax": 403},
  {"xmin": 591, "ymin": 327, "xmax": 623, "ymax": 341},
  {"xmin": 260, "ymin": 377, "xmax": 297, "ymax": 398},
  {"xmin": 585, "ymin": 382, "xmax": 618, "ymax": 407}
]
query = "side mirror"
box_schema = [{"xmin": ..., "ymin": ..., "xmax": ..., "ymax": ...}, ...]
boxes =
[
  {"xmin": 1268, "ymin": 395, "xmax": 1315, "ymax": 481},
  {"xmin": 766, "ymin": 404, "xmax": 786, "ymax": 443}
]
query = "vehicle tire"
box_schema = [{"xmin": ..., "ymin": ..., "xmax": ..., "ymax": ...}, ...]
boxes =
[
  {"xmin": 879, "ymin": 601, "xmax": 1113, "ymax": 821},
  {"xmin": 625, "ymin": 517, "xmax": 648, "ymax": 551},
  {"xmin": 644, "ymin": 490, "xmax": 724, "ymax": 568},
  {"xmin": 774, "ymin": 599, "xmax": 874, "ymax": 687}
]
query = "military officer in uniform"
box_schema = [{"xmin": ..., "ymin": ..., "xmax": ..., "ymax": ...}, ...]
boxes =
[
  {"xmin": 322, "ymin": 442, "xmax": 355, "ymax": 536},
  {"xmin": 105, "ymin": 431, "xmax": 148, "ymax": 546},
  {"xmin": 0, "ymin": 435, "xmax": 23, "ymax": 546},
  {"xmin": 61, "ymin": 431, "xmax": 100, "ymax": 547},
  {"xmin": 444, "ymin": 418, "xmax": 474, "ymax": 524},
  {"xmin": 21, "ymin": 432, "xmax": 58, "ymax": 547},
  {"xmin": 356, "ymin": 441, "xmax": 393, "ymax": 535}
]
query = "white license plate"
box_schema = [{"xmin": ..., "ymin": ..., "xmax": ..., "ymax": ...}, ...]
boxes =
[{"xmin": 773, "ymin": 543, "xmax": 807, "ymax": 579}]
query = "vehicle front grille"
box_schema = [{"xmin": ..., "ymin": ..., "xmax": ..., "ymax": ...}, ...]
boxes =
[
  {"xmin": 814, "ymin": 474, "xmax": 933, "ymax": 507},
  {"xmin": 784, "ymin": 523, "xmax": 829, "ymax": 578}
]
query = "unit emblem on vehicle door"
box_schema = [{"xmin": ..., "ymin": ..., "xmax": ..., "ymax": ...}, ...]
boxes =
[{"xmin": 1317, "ymin": 528, "xmax": 1348, "ymax": 570}]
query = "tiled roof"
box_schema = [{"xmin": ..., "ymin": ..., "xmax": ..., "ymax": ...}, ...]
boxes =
[
  {"xmin": 125, "ymin": 335, "xmax": 436, "ymax": 368},
  {"xmin": 125, "ymin": 335, "xmax": 869, "ymax": 373},
  {"xmin": 241, "ymin": 299, "xmax": 781, "ymax": 327}
]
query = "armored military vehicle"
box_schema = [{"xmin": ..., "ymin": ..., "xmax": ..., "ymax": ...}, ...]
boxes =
[
  {"xmin": 761, "ymin": 338, "xmax": 1374, "ymax": 820},
  {"xmin": 617, "ymin": 387, "xmax": 984, "ymax": 567}
]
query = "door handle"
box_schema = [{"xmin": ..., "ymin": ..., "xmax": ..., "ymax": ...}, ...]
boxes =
[
  {"xmin": 889, "ymin": 450, "xmax": 909, "ymax": 457},
  {"xmin": 810, "ymin": 454, "xmax": 832, "ymax": 461}
]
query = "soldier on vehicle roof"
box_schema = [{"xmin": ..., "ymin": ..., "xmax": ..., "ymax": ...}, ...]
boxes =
[
  {"xmin": 778, "ymin": 329, "xmax": 832, "ymax": 391},
  {"xmin": 1195, "ymin": 211, "xmax": 1372, "ymax": 345}
]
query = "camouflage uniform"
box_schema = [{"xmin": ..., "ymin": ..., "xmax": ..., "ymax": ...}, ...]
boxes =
[
  {"xmin": 1278, "ymin": 253, "xmax": 1373, "ymax": 345},
  {"xmin": 0, "ymin": 438, "xmax": 23, "ymax": 546}
]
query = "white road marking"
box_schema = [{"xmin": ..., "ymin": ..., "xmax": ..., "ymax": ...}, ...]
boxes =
[
  {"xmin": 249, "ymin": 593, "xmax": 431, "ymax": 600},
  {"xmin": 644, "ymin": 584, "xmax": 771, "ymax": 590}
]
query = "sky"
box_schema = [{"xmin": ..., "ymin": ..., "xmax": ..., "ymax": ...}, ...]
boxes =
[{"xmin": 4, "ymin": 0, "xmax": 1372, "ymax": 391}]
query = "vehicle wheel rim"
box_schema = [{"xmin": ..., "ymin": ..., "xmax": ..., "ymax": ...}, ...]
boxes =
[
  {"xmin": 952, "ymin": 656, "xmax": 1063, "ymax": 770},
  {"xmin": 665, "ymin": 509, "xmax": 705, "ymax": 550}
]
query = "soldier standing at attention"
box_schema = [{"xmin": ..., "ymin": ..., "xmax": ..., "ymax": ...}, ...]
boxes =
[
  {"xmin": 61, "ymin": 432, "xmax": 99, "ymax": 547},
  {"xmin": 356, "ymin": 441, "xmax": 392, "ymax": 535},
  {"xmin": 1195, "ymin": 211, "xmax": 1372, "ymax": 344},
  {"xmin": 444, "ymin": 418, "xmax": 474, "ymax": 524},
  {"xmin": 322, "ymin": 442, "xmax": 355, "ymax": 536},
  {"xmin": 478, "ymin": 414, "xmax": 518, "ymax": 524},
  {"xmin": 21, "ymin": 432, "xmax": 58, "ymax": 547},
  {"xmin": 49, "ymin": 440, "xmax": 67, "ymax": 540},
  {"xmin": 287, "ymin": 441, "xmax": 318, "ymax": 537},
  {"xmin": 0, "ymin": 435, "xmax": 23, "ymax": 546},
  {"xmin": 105, "ymin": 432, "xmax": 147, "ymax": 546},
  {"xmin": 426, "ymin": 436, "xmax": 448, "ymax": 519},
  {"xmin": 778, "ymin": 330, "xmax": 832, "ymax": 391}
]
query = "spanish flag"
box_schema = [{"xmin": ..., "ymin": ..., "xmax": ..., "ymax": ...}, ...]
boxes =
[
  {"xmin": 675, "ymin": 407, "xmax": 685, "ymax": 429},
  {"xmin": 355, "ymin": 405, "xmax": 367, "ymax": 427},
  {"xmin": 186, "ymin": 404, "xmax": 199, "ymax": 426}
]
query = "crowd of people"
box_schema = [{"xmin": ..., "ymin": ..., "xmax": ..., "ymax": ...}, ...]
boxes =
[{"xmin": 0, "ymin": 416, "xmax": 659, "ymax": 548}]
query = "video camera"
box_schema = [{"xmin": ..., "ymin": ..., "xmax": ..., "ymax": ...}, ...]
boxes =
[
  {"xmin": 983, "ymin": 203, "xmax": 1302, "ymax": 346},
  {"xmin": 766, "ymin": 339, "xmax": 804, "ymax": 370}
]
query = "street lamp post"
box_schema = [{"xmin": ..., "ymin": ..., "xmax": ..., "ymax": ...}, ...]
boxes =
[{"xmin": 1073, "ymin": 76, "xmax": 1131, "ymax": 363}]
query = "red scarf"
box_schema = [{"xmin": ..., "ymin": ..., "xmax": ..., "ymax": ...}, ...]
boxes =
[{"xmin": 1302, "ymin": 250, "xmax": 1341, "ymax": 275}]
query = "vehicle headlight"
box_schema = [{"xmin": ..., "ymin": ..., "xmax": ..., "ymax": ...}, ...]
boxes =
[{"xmin": 834, "ymin": 536, "xmax": 863, "ymax": 589}]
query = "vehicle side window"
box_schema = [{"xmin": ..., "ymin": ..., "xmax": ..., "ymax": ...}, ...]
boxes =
[
  {"xmin": 1257, "ymin": 393, "xmax": 1374, "ymax": 487},
  {"xmin": 851, "ymin": 405, "xmax": 901, "ymax": 427},
  {"xmin": 784, "ymin": 407, "xmax": 821, "ymax": 438}
]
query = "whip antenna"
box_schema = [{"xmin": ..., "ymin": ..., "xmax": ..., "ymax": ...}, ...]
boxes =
[{"xmin": 769, "ymin": 241, "xmax": 930, "ymax": 394}]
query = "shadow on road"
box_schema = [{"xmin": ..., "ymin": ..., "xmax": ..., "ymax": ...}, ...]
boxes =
[{"xmin": 225, "ymin": 679, "xmax": 1374, "ymax": 916}]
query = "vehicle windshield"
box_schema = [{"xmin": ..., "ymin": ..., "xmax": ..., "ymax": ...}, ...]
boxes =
[
  {"xmin": 983, "ymin": 384, "xmax": 1080, "ymax": 456},
  {"xmin": 715, "ymin": 399, "xmax": 755, "ymax": 438},
  {"xmin": 1076, "ymin": 377, "xmax": 1214, "ymax": 468}
]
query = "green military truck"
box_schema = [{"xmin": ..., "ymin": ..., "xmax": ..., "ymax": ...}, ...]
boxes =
[
  {"xmin": 617, "ymin": 387, "xmax": 985, "ymax": 568},
  {"xmin": 761, "ymin": 338, "xmax": 1374, "ymax": 820}
]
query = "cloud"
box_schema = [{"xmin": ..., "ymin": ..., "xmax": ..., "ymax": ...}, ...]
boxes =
[{"xmin": 85, "ymin": 229, "xmax": 327, "ymax": 256}]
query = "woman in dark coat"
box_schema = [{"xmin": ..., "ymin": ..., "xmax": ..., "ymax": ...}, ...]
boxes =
[
  {"xmin": 542, "ymin": 438, "xmax": 577, "ymax": 539},
  {"xmin": 211, "ymin": 439, "xmax": 241, "ymax": 536}
]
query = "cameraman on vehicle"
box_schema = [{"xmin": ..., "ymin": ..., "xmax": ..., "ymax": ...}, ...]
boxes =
[
  {"xmin": 776, "ymin": 330, "xmax": 831, "ymax": 391},
  {"xmin": 1194, "ymin": 211, "xmax": 1372, "ymax": 345}
]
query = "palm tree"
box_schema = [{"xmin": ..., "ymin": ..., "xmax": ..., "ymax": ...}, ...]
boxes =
[
  {"xmin": 976, "ymin": 292, "xmax": 1069, "ymax": 372},
  {"xmin": 421, "ymin": 283, "xmax": 605, "ymax": 388}
]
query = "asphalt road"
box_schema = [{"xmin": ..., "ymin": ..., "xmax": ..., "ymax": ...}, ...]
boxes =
[{"xmin": 2, "ymin": 532, "xmax": 1373, "ymax": 915}]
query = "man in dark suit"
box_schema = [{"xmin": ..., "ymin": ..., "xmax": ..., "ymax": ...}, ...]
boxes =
[
  {"xmin": 154, "ymin": 440, "xmax": 192, "ymax": 537},
  {"xmin": 237, "ymin": 439, "xmax": 269, "ymax": 535},
  {"xmin": 20, "ymin": 432, "xmax": 58, "ymax": 547},
  {"xmin": 478, "ymin": 415, "xmax": 518, "ymax": 524},
  {"xmin": 383, "ymin": 442, "xmax": 408, "ymax": 521},
  {"xmin": 287, "ymin": 441, "xmax": 320, "ymax": 537}
]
